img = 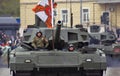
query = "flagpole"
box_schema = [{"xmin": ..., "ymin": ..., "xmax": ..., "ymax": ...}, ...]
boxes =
[
  {"xmin": 51, "ymin": 0, "xmax": 55, "ymax": 50},
  {"xmin": 51, "ymin": 0, "xmax": 54, "ymax": 27}
]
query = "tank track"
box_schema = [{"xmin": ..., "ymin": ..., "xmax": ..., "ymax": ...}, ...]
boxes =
[{"xmin": 12, "ymin": 68, "xmax": 103, "ymax": 76}]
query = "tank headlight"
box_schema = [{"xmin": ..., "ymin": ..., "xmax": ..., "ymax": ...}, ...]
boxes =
[
  {"xmin": 85, "ymin": 59, "xmax": 92, "ymax": 62},
  {"xmin": 25, "ymin": 59, "xmax": 31, "ymax": 63}
]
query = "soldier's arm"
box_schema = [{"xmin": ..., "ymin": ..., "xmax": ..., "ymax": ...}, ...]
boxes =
[{"xmin": 31, "ymin": 37, "xmax": 37, "ymax": 49}]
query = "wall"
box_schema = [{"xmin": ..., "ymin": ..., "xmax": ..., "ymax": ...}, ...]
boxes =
[{"xmin": 20, "ymin": 0, "xmax": 120, "ymax": 35}]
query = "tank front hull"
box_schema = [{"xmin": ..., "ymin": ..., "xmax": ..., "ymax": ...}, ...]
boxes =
[
  {"xmin": 10, "ymin": 62, "xmax": 106, "ymax": 71},
  {"xmin": 10, "ymin": 51, "xmax": 106, "ymax": 71}
]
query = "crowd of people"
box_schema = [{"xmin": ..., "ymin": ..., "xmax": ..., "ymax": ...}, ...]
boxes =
[{"xmin": 0, "ymin": 31, "xmax": 21, "ymax": 50}]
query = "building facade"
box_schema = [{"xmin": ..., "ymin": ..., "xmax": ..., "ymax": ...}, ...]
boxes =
[
  {"xmin": 20, "ymin": 0, "xmax": 120, "ymax": 33},
  {"xmin": 0, "ymin": 17, "xmax": 20, "ymax": 37}
]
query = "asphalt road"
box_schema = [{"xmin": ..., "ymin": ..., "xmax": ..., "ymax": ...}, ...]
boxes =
[
  {"xmin": 0, "ymin": 56, "xmax": 120, "ymax": 76},
  {"xmin": 0, "ymin": 56, "xmax": 12, "ymax": 76},
  {"xmin": 0, "ymin": 68, "xmax": 12, "ymax": 76},
  {"xmin": 105, "ymin": 68, "xmax": 120, "ymax": 76}
]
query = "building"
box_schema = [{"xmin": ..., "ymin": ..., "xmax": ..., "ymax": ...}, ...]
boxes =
[
  {"xmin": 20, "ymin": 0, "xmax": 120, "ymax": 32},
  {"xmin": 0, "ymin": 17, "xmax": 20, "ymax": 37}
]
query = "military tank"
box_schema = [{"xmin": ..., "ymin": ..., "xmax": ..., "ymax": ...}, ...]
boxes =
[
  {"xmin": 9, "ymin": 16, "xmax": 106, "ymax": 76},
  {"xmin": 88, "ymin": 24, "xmax": 116, "ymax": 45},
  {"xmin": 87, "ymin": 24, "xmax": 120, "ymax": 67}
]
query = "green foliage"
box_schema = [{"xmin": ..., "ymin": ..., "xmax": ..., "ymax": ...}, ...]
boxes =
[{"xmin": 0, "ymin": 0, "xmax": 20, "ymax": 17}]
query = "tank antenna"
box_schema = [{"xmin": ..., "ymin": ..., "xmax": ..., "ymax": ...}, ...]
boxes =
[{"xmin": 52, "ymin": 0, "xmax": 55, "ymax": 50}]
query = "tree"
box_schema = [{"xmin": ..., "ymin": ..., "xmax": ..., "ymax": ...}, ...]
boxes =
[{"xmin": 0, "ymin": 0, "xmax": 20, "ymax": 17}]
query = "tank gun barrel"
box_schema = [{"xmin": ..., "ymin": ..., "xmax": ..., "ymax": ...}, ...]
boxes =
[
  {"xmin": 54, "ymin": 21, "xmax": 62, "ymax": 44},
  {"xmin": 48, "ymin": 21, "xmax": 64, "ymax": 50}
]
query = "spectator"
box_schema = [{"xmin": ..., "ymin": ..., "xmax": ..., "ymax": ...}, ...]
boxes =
[{"xmin": 14, "ymin": 36, "xmax": 21, "ymax": 47}]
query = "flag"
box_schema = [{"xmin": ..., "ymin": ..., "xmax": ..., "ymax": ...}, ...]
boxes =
[{"xmin": 32, "ymin": 0, "xmax": 53, "ymax": 28}]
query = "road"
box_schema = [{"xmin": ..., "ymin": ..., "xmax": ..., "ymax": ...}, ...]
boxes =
[
  {"xmin": 105, "ymin": 68, "xmax": 120, "ymax": 76},
  {"xmin": 0, "ymin": 56, "xmax": 12, "ymax": 76},
  {"xmin": 0, "ymin": 56, "xmax": 120, "ymax": 76},
  {"xmin": 0, "ymin": 68, "xmax": 11, "ymax": 76}
]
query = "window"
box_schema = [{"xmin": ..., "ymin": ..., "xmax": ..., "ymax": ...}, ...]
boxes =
[
  {"xmin": 101, "ymin": 12, "xmax": 109, "ymax": 25},
  {"xmin": 68, "ymin": 32, "xmax": 78, "ymax": 41},
  {"xmin": 82, "ymin": 9, "xmax": 89, "ymax": 23},
  {"xmin": 61, "ymin": 10, "xmax": 68, "ymax": 23}
]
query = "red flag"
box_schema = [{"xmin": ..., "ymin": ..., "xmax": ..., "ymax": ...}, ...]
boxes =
[{"xmin": 32, "ymin": 0, "xmax": 52, "ymax": 28}]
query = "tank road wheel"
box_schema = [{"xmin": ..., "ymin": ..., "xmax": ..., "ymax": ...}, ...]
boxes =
[
  {"xmin": 14, "ymin": 71, "xmax": 32, "ymax": 76},
  {"xmin": 83, "ymin": 70, "xmax": 103, "ymax": 76}
]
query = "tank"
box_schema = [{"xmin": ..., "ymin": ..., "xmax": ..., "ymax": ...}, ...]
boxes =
[
  {"xmin": 87, "ymin": 24, "xmax": 120, "ymax": 67},
  {"xmin": 88, "ymin": 24, "xmax": 116, "ymax": 45},
  {"xmin": 87, "ymin": 24, "xmax": 118, "ymax": 53},
  {"xmin": 9, "ymin": 16, "xmax": 106, "ymax": 76}
]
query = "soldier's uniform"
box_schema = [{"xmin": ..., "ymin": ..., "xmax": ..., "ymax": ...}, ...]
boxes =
[{"xmin": 32, "ymin": 36, "xmax": 48, "ymax": 49}]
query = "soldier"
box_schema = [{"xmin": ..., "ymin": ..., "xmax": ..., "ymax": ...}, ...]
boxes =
[
  {"xmin": 68, "ymin": 44, "xmax": 75, "ymax": 51},
  {"xmin": 32, "ymin": 31, "xmax": 49, "ymax": 49}
]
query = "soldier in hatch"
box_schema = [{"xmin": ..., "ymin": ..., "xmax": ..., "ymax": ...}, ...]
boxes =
[{"xmin": 32, "ymin": 31, "xmax": 49, "ymax": 49}]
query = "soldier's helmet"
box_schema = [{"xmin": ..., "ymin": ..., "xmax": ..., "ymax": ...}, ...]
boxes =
[{"xmin": 36, "ymin": 31, "xmax": 43, "ymax": 37}]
